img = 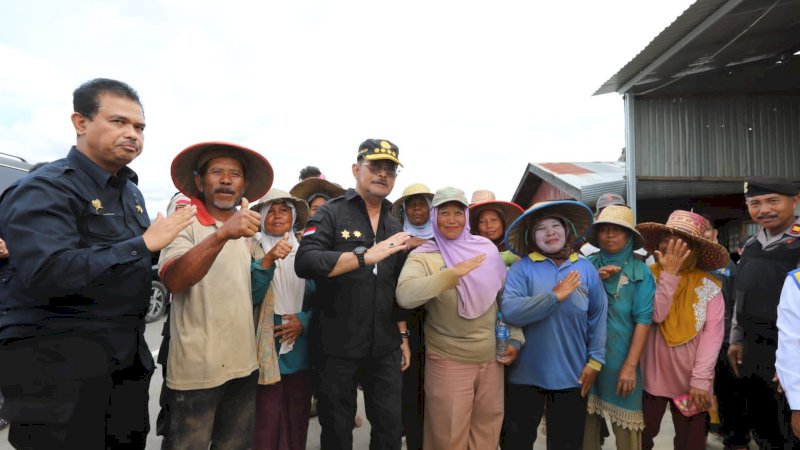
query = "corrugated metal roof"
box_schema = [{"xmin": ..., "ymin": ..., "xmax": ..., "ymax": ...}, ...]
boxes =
[
  {"xmin": 515, "ymin": 161, "xmax": 627, "ymax": 208},
  {"xmin": 595, "ymin": 0, "xmax": 800, "ymax": 95}
]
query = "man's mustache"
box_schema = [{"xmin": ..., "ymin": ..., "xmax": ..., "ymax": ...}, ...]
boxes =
[{"xmin": 214, "ymin": 187, "xmax": 236, "ymax": 195}]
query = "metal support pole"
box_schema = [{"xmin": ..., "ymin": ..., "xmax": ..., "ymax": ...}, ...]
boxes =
[{"xmin": 624, "ymin": 93, "xmax": 637, "ymax": 222}]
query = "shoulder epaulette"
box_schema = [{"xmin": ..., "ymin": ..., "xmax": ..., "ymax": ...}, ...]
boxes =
[{"xmin": 790, "ymin": 268, "xmax": 800, "ymax": 290}]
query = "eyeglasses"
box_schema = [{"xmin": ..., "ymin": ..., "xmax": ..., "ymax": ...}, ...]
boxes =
[{"xmin": 361, "ymin": 161, "xmax": 400, "ymax": 177}]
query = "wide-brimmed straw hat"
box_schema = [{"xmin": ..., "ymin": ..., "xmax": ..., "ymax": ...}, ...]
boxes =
[
  {"xmin": 636, "ymin": 210, "xmax": 730, "ymax": 271},
  {"xmin": 393, "ymin": 183, "xmax": 434, "ymax": 210},
  {"xmin": 505, "ymin": 200, "xmax": 594, "ymax": 257},
  {"xmin": 250, "ymin": 188, "xmax": 310, "ymax": 231},
  {"xmin": 171, "ymin": 141, "xmax": 273, "ymax": 201},
  {"xmin": 587, "ymin": 205, "xmax": 645, "ymax": 249},
  {"xmin": 290, "ymin": 177, "xmax": 346, "ymax": 204},
  {"xmin": 470, "ymin": 189, "xmax": 496, "ymax": 205},
  {"xmin": 469, "ymin": 202, "xmax": 524, "ymax": 236}
]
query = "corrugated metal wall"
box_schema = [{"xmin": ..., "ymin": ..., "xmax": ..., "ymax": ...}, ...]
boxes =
[{"xmin": 634, "ymin": 94, "xmax": 800, "ymax": 178}]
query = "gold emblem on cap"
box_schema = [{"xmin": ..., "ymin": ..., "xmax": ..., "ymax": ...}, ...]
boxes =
[
  {"xmin": 743, "ymin": 181, "xmax": 749, "ymax": 193},
  {"xmin": 380, "ymin": 140, "xmax": 392, "ymax": 149},
  {"xmin": 341, "ymin": 229, "xmax": 350, "ymax": 239},
  {"xmin": 353, "ymin": 230, "xmax": 362, "ymax": 238},
  {"xmin": 91, "ymin": 199, "xmax": 103, "ymax": 212}
]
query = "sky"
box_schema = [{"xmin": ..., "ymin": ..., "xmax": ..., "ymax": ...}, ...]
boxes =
[{"xmin": 0, "ymin": 0, "xmax": 695, "ymax": 216}]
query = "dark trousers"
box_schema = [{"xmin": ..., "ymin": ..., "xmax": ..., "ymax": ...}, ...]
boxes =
[
  {"xmin": 253, "ymin": 370, "xmax": 314, "ymax": 450},
  {"xmin": 401, "ymin": 312, "xmax": 424, "ymax": 450},
  {"xmin": 317, "ymin": 350, "xmax": 403, "ymax": 450},
  {"xmin": 0, "ymin": 335, "xmax": 152, "ymax": 450},
  {"xmin": 502, "ymin": 384, "xmax": 588, "ymax": 450},
  {"xmin": 743, "ymin": 374, "xmax": 799, "ymax": 450},
  {"xmin": 642, "ymin": 391, "xmax": 707, "ymax": 450},
  {"xmin": 714, "ymin": 348, "xmax": 751, "ymax": 448},
  {"xmin": 166, "ymin": 371, "xmax": 258, "ymax": 450}
]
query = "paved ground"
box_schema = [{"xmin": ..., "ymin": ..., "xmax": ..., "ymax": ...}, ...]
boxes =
[{"xmin": 1, "ymin": 315, "xmax": 754, "ymax": 449}]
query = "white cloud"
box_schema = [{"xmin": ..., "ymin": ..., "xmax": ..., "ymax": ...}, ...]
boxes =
[{"xmin": 1, "ymin": 0, "xmax": 694, "ymax": 211}]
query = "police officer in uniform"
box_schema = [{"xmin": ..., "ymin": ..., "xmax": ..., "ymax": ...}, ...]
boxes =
[{"xmin": 728, "ymin": 176, "xmax": 800, "ymax": 449}]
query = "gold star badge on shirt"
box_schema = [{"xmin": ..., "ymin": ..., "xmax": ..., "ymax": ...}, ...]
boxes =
[
  {"xmin": 341, "ymin": 229, "xmax": 351, "ymax": 239},
  {"xmin": 136, "ymin": 205, "xmax": 143, "ymax": 214},
  {"xmin": 91, "ymin": 199, "xmax": 103, "ymax": 212},
  {"xmin": 353, "ymin": 230, "xmax": 362, "ymax": 238}
]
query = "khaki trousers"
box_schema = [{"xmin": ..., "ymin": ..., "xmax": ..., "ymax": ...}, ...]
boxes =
[{"xmin": 423, "ymin": 352, "xmax": 503, "ymax": 450}]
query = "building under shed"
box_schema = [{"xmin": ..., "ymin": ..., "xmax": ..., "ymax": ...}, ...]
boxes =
[{"xmin": 513, "ymin": 0, "xmax": 800, "ymax": 252}]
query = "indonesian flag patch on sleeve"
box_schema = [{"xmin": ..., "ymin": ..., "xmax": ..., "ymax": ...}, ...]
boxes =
[{"xmin": 303, "ymin": 226, "xmax": 317, "ymax": 237}]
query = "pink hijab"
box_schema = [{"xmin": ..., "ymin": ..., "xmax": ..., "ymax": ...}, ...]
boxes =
[{"xmin": 414, "ymin": 205, "xmax": 507, "ymax": 319}]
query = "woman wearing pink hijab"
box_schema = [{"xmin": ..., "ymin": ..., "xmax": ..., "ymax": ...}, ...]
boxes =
[{"xmin": 396, "ymin": 186, "xmax": 523, "ymax": 450}]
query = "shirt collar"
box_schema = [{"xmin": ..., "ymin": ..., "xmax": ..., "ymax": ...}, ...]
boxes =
[
  {"xmin": 191, "ymin": 196, "xmax": 218, "ymax": 226},
  {"xmin": 67, "ymin": 146, "xmax": 137, "ymax": 188},
  {"xmin": 759, "ymin": 215, "xmax": 800, "ymax": 240},
  {"xmin": 345, "ymin": 188, "xmax": 393, "ymax": 211},
  {"xmin": 528, "ymin": 252, "xmax": 579, "ymax": 262}
]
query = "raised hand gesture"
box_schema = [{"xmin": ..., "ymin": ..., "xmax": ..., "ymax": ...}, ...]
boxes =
[
  {"xmin": 553, "ymin": 271, "xmax": 581, "ymax": 301},
  {"xmin": 143, "ymin": 204, "xmax": 197, "ymax": 252},
  {"xmin": 452, "ymin": 254, "xmax": 486, "ymax": 278},
  {"xmin": 654, "ymin": 238, "xmax": 691, "ymax": 275},
  {"xmin": 217, "ymin": 197, "xmax": 261, "ymax": 241},
  {"xmin": 262, "ymin": 232, "xmax": 293, "ymax": 268},
  {"xmin": 363, "ymin": 231, "xmax": 411, "ymax": 266},
  {"xmin": 597, "ymin": 265, "xmax": 621, "ymax": 281}
]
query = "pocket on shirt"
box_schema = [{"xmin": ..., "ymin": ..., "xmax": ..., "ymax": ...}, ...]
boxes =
[
  {"xmin": 85, "ymin": 212, "xmax": 127, "ymax": 239},
  {"xmin": 567, "ymin": 286, "xmax": 590, "ymax": 311}
]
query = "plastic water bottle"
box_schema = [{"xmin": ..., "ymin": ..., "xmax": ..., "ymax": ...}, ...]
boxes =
[{"xmin": 496, "ymin": 312, "xmax": 509, "ymax": 361}]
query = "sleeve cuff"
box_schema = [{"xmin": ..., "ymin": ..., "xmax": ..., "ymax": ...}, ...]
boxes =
[
  {"xmin": 587, "ymin": 359, "xmax": 603, "ymax": 372},
  {"xmin": 112, "ymin": 236, "xmax": 151, "ymax": 264},
  {"xmin": 689, "ymin": 378, "xmax": 712, "ymax": 392},
  {"xmin": 509, "ymin": 339, "xmax": 522, "ymax": 351}
]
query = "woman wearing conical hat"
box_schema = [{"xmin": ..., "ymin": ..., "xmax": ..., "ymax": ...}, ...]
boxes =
[
  {"xmin": 249, "ymin": 189, "xmax": 315, "ymax": 450},
  {"xmin": 468, "ymin": 190, "xmax": 524, "ymax": 268},
  {"xmin": 393, "ymin": 183, "xmax": 435, "ymax": 251},
  {"xmin": 636, "ymin": 210, "xmax": 728, "ymax": 450},
  {"xmin": 501, "ymin": 200, "xmax": 608, "ymax": 449}
]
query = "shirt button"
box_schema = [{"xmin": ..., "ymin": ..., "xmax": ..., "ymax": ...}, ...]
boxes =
[{"xmin": 132, "ymin": 250, "xmax": 138, "ymax": 256}]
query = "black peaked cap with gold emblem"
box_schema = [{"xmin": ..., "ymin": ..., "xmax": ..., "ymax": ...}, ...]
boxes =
[{"xmin": 357, "ymin": 139, "xmax": 402, "ymax": 166}]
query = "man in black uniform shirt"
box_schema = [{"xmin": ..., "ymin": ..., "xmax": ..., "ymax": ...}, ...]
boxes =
[
  {"xmin": 296, "ymin": 139, "xmax": 411, "ymax": 450},
  {"xmin": 728, "ymin": 176, "xmax": 800, "ymax": 449},
  {"xmin": 0, "ymin": 78, "xmax": 195, "ymax": 449}
]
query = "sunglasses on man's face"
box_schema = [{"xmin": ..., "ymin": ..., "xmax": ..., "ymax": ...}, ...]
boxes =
[{"xmin": 362, "ymin": 161, "xmax": 399, "ymax": 177}]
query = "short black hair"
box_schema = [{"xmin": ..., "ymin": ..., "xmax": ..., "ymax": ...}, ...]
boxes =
[
  {"xmin": 299, "ymin": 166, "xmax": 322, "ymax": 181},
  {"xmin": 73, "ymin": 78, "xmax": 142, "ymax": 119}
]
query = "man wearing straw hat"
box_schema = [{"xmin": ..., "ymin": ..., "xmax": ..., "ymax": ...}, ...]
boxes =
[
  {"xmin": 158, "ymin": 141, "xmax": 273, "ymax": 449},
  {"xmin": 296, "ymin": 138, "xmax": 411, "ymax": 450},
  {"xmin": 729, "ymin": 176, "xmax": 800, "ymax": 449}
]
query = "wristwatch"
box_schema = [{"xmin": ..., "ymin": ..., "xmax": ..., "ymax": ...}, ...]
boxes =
[
  {"xmin": 353, "ymin": 246, "xmax": 368, "ymax": 268},
  {"xmin": 400, "ymin": 329, "xmax": 411, "ymax": 338}
]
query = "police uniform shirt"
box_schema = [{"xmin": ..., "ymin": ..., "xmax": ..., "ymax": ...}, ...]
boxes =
[
  {"xmin": 777, "ymin": 269, "xmax": 800, "ymax": 410},
  {"xmin": 730, "ymin": 216, "xmax": 800, "ymax": 344},
  {"xmin": 295, "ymin": 188, "xmax": 408, "ymax": 359},
  {"xmin": 0, "ymin": 146, "xmax": 152, "ymax": 367}
]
